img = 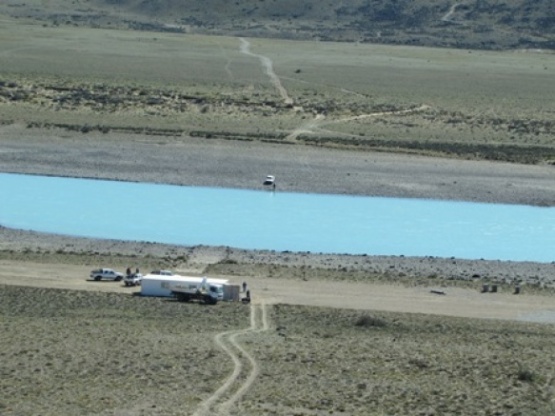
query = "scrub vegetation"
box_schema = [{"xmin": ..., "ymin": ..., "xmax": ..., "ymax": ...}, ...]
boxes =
[
  {"xmin": 0, "ymin": 285, "xmax": 554, "ymax": 415},
  {"xmin": 1, "ymin": 17, "xmax": 555, "ymax": 164},
  {"xmin": 1, "ymin": 2, "xmax": 555, "ymax": 415},
  {"xmin": 2, "ymin": 0, "xmax": 554, "ymax": 50}
]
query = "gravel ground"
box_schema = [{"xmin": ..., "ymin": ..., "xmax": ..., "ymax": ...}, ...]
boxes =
[{"xmin": 1, "ymin": 124, "xmax": 555, "ymax": 205}]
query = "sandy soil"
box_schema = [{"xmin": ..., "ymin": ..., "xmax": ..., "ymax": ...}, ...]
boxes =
[{"xmin": 0, "ymin": 256, "xmax": 554, "ymax": 323}]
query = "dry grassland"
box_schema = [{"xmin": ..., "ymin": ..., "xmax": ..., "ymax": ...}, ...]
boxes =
[
  {"xmin": 2, "ymin": 17, "xmax": 555, "ymax": 416},
  {"xmin": 1, "ymin": 285, "xmax": 554, "ymax": 416},
  {"xmin": 2, "ymin": 0, "xmax": 554, "ymax": 51}
]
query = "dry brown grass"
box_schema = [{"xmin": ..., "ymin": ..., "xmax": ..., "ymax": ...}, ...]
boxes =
[{"xmin": 1, "ymin": 284, "xmax": 554, "ymax": 415}]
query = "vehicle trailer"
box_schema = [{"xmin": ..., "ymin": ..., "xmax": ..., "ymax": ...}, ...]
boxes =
[
  {"xmin": 171, "ymin": 277, "xmax": 222, "ymax": 305},
  {"xmin": 172, "ymin": 289, "xmax": 219, "ymax": 305},
  {"xmin": 140, "ymin": 274, "xmax": 228, "ymax": 297}
]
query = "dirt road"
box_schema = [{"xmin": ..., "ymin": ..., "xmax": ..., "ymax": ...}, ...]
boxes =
[{"xmin": 1, "ymin": 260, "xmax": 553, "ymax": 323}]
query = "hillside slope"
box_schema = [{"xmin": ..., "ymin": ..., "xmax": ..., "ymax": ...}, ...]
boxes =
[{"xmin": 2, "ymin": 0, "xmax": 554, "ymax": 50}]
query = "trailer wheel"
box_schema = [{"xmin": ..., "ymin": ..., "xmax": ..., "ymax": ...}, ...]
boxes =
[
  {"xmin": 205, "ymin": 296, "xmax": 217, "ymax": 305},
  {"xmin": 176, "ymin": 293, "xmax": 190, "ymax": 302},
  {"xmin": 94, "ymin": 276, "xmax": 101, "ymax": 281}
]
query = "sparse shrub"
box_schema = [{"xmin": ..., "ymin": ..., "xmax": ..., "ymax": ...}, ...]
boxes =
[
  {"xmin": 408, "ymin": 357, "xmax": 429, "ymax": 369},
  {"xmin": 218, "ymin": 259, "xmax": 238, "ymax": 265},
  {"xmin": 516, "ymin": 366, "xmax": 536, "ymax": 383},
  {"xmin": 354, "ymin": 314, "xmax": 387, "ymax": 328}
]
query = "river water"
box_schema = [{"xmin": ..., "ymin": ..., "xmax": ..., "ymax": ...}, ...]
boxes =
[{"xmin": 1, "ymin": 173, "xmax": 554, "ymax": 262}]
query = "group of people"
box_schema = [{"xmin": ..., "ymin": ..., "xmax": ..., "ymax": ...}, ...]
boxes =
[{"xmin": 126, "ymin": 267, "xmax": 140, "ymax": 276}]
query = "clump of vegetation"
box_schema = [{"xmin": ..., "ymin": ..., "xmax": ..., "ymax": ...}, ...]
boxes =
[
  {"xmin": 354, "ymin": 314, "xmax": 387, "ymax": 328},
  {"xmin": 516, "ymin": 364, "xmax": 537, "ymax": 383},
  {"xmin": 218, "ymin": 258, "xmax": 238, "ymax": 265}
]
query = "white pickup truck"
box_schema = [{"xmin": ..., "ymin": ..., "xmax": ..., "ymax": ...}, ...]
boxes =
[
  {"xmin": 123, "ymin": 273, "xmax": 143, "ymax": 287},
  {"xmin": 90, "ymin": 268, "xmax": 124, "ymax": 281}
]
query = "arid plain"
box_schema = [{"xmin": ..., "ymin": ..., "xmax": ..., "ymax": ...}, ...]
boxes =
[{"xmin": 1, "ymin": 15, "xmax": 555, "ymax": 416}]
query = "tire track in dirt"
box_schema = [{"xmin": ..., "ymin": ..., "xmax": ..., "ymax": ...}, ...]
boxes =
[
  {"xmin": 285, "ymin": 104, "xmax": 431, "ymax": 140},
  {"xmin": 441, "ymin": 3, "xmax": 466, "ymax": 25},
  {"xmin": 284, "ymin": 113, "xmax": 326, "ymax": 141},
  {"xmin": 192, "ymin": 301, "xmax": 269, "ymax": 416},
  {"xmin": 237, "ymin": 37, "xmax": 430, "ymax": 143},
  {"xmin": 218, "ymin": 43, "xmax": 235, "ymax": 81},
  {"xmin": 239, "ymin": 38, "xmax": 293, "ymax": 105}
]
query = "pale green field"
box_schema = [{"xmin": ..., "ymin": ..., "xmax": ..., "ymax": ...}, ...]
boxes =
[{"xmin": 1, "ymin": 18, "xmax": 555, "ymax": 161}]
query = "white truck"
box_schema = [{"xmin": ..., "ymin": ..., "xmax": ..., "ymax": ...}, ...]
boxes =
[
  {"xmin": 123, "ymin": 273, "xmax": 143, "ymax": 287},
  {"xmin": 90, "ymin": 268, "xmax": 124, "ymax": 281},
  {"xmin": 170, "ymin": 277, "xmax": 223, "ymax": 305}
]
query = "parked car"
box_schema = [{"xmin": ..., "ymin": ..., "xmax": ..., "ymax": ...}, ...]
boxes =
[
  {"xmin": 263, "ymin": 175, "xmax": 275, "ymax": 186},
  {"xmin": 124, "ymin": 273, "xmax": 143, "ymax": 287},
  {"xmin": 90, "ymin": 268, "xmax": 124, "ymax": 281},
  {"xmin": 150, "ymin": 270, "xmax": 173, "ymax": 276}
]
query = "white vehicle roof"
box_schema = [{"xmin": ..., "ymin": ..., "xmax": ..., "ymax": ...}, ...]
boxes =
[
  {"xmin": 141, "ymin": 274, "xmax": 228, "ymax": 284},
  {"xmin": 150, "ymin": 269, "xmax": 173, "ymax": 275}
]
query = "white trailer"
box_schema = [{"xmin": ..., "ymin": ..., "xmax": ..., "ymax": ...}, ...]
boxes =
[{"xmin": 140, "ymin": 274, "xmax": 229, "ymax": 298}]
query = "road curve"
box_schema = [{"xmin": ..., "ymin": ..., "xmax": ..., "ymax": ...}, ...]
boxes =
[{"xmin": 192, "ymin": 301, "xmax": 270, "ymax": 416}]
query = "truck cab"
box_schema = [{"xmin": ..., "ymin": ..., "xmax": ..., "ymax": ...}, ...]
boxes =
[
  {"xmin": 170, "ymin": 279, "xmax": 224, "ymax": 305},
  {"xmin": 209, "ymin": 284, "xmax": 224, "ymax": 300}
]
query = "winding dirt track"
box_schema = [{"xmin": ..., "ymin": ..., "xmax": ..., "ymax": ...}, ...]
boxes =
[
  {"xmin": 239, "ymin": 38, "xmax": 293, "ymax": 105},
  {"xmin": 441, "ymin": 3, "xmax": 464, "ymax": 24},
  {"xmin": 285, "ymin": 104, "xmax": 431, "ymax": 140},
  {"xmin": 238, "ymin": 37, "xmax": 432, "ymax": 142},
  {"xmin": 193, "ymin": 301, "xmax": 270, "ymax": 416}
]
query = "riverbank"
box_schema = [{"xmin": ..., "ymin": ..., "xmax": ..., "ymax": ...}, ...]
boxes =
[
  {"xmin": 1, "ymin": 124, "xmax": 555, "ymax": 292},
  {"xmin": 1, "ymin": 225, "xmax": 554, "ymax": 288},
  {"xmin": 1, "ymin": 124, "xmax": 555, "ymax": 206}
]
